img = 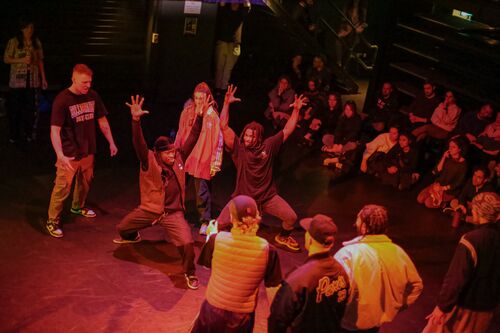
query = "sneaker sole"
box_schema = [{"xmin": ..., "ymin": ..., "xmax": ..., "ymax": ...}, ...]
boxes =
[
  {"xmin": 70, "ymin": 209, "xmax": 96, "ymax": 218},
  {"xmin": 274, "ymin": 242, "xmax": 301, "ymax": 253},
  {"xmin": 112, "ymin": 238, "xmax": 141, "ymax": 244}
]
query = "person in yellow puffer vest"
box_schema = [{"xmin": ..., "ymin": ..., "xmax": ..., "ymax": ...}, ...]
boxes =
[{"xmin": 190, "ymin": 195, "xmax": 283, "ymax": 333}]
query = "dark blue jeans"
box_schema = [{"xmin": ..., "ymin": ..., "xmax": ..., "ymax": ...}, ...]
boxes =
[{"xmin": 190, "ymin": 300, "xmax": 255, "ymax": 333}]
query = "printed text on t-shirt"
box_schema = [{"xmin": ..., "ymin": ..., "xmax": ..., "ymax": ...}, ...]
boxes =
[{"xmin": 69, "ymin": 101, "xmax": 95, "ymax": 123}]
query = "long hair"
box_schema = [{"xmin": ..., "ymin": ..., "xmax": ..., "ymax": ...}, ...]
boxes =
[
  {"xmin": 239, "ymin": 122, "xmax": 264, "ymax": 149},
  {"xmin": 16, "ymin": 18, "xmax": 40, "ymax": 50},
  {"xmin": 192, "ymin": 82, "xmax": 218, "ymax": 112}
]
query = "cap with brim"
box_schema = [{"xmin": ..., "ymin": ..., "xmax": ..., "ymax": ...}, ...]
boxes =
[
  {"xmin": 229, "ymin": 195, "xmax": 258, "ymax": 221},
  {"xmin": 154, "ymin": 136, "xmax": 176, "ymax": 152},
  {"xmin": 300, "ymin": 214, "xmax": 337, "ymax": 246}
]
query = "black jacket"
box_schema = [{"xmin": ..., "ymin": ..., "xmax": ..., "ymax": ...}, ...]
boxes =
[
  {"xmin": 268, "ymin": 252, "xmax": 349, "ymax": 333},
  {"xmin": 438, "ymin": 223, "xmax": 500, "ymax": 312}
]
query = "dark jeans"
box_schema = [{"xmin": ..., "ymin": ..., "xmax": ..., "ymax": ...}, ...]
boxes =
[
  {"xmin": 190, "ymin": 300, "xmax": 255, "ymax": 333},
  {"xmin": 7, "ymin": 88, "xmax": 36, "ymax": 141},
  {"xmin": 194, "ymin": 178, "xmax": 212, "ymax": 222},
  {"xmin": 217, "ymin": 194, "xmax": 297, "ymax": 231},
  {"xmin": 116, "ymin": 208, "xmax": 195, "ymax": 275}
]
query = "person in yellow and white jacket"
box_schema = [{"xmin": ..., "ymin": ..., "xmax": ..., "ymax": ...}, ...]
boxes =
[{"xmin": 334, "ymin": 204, "xmax": 423, "ymax": 332}]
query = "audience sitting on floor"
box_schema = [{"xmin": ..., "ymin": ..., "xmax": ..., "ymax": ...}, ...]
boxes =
[
  {"xmin": 363, "ymin": 81, "xmax": 399, "ymax": 141},
  {"xmin": 321, "ymin": 91, "xmax": 343, "ymax": 138},
  {"xmin": 360, "ymin": 126, "xmax": 399, "ymax": 173},
  {"xmin": 453, "ymin": 102, "xmax": 494, "ymax": 144},
  {"xmin": 322, "ymin": 100, "xmax": 363, "ymax": 182},
  {"xmin": 264, "ymin": 75, "xmax": 296, "ymax": 129},
  {"xmin": 303, "ymin": 78, "xmax": 325, "ymax": 108},
  {"xmin": 404, "ymin": 81, "xmax": 441, "ymax": 131},
  {"xmin": 417, "ymin": 137, "xmax": 468, "ymax": 209},
  {"xmin": 372, "ymin": 132, "xmax": 420, "ymax": 190},
  {"xmin": 445, "ymin": 166, "xmax": 495, "ymax": 227},
  {"xmin": 306, "ymin": 54, "xmax": 333, "ymax": 92},
  {"xmin": 469, "ymin": 111, "xmax": 500, "ymax": 165},
  {"xmin": 412, "ymin": 90, "xmax": 461, "ymax": 142}
]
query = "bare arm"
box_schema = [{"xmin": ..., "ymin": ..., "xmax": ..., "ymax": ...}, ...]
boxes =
[
  {"xmin": 282, "ymin": 94, "xmax": 307, "ymax": 142},
  {"xmin": 97, "ymin": 116, "xmax": 118, "ymax": 156},
  {"xmin": 50, "ymin": 125, "xmax": 74, "ymax": 171},
  {"xmin": 220, "ymin": 84, "xmax": 241, "ymax": 151}
]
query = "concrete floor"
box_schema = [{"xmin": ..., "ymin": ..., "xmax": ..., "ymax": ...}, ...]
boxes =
[{"xmin": 0, "ymin": 84, "xmax": 498, "ymax": 333}]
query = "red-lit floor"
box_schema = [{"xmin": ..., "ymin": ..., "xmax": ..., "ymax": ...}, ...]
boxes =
[{"xmin": 0, "ymin": 137, "xmax": 498, "ymax": 333}]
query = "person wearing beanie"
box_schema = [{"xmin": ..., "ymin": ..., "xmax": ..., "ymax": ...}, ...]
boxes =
[
  {"xmin": 334, "ymin": 205, "xmax": 423, "ymax": 332},
  {"xmin": 113, "ymin": 94, "xmax": 208, "ymax": 290},
  {"xmin": 268, "ymin": 214, "xmax": 349, "ymax": 333},
  {"xmin": 191, "ymin": 195, "xmax": 282, "ymax": 333},
  {"xmin": 215, "ymin": 84, "xmax": 307, "ymax": 253},
  {"xmin": 175, "ymin": 82, "xmax": 223, "ymax": 230},
  {"xmin": 423, "ymin": 192, "xmax": 500, "ymax": 333}
]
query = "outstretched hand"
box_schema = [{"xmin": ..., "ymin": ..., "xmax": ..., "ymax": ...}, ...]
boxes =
[
  {"xmin": 290, "ymin": 94, "xmax": 307, "ymax": 110},
  {"xmin": 125, "ymin": 95, "xmax": 149, "ymax": 121},
  {"xmin": 224, "ymin": 84, "xmax": 241, "ymax": 105}
]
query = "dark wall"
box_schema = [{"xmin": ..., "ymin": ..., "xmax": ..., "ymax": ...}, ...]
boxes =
[{"xmin": 154, "ymin": 1, "xmax": 218, "ymax": 104}]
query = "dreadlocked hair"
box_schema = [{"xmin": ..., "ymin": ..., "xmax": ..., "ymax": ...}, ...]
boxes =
[
  {"xmin": 472, "ymin": 192, "xmax": 500, "ymax": 222},
  {"xmin": 359, "ymin": 204, "xmax": 388, "ymax": 235},
  {"xmin": 240, "ymin": 122, "xmax": 264, "ymax": 148}
]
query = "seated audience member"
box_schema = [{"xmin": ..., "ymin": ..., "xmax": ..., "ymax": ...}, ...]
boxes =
[
  {"xmin": 268, "ymin": 214, "xmax": 349, "ymax": 333},
  {"xmin": 321, "ymin": 92, "xmax": 342, "ymax": 137},
  {"xmin": 264, "ymin": 75, "xmax": 296, "ymax": 129},
  {"xmin": 297, "ymin": 104, "xmax": 323, "ymax": 147},
  {"xmin": 334, "ymin": 204, "xmax": 423, "ymax": 333},
  {"xmin": 470, "ymin": 111, "xmax": 500, "ymax": 164},
  {"xmin": 453, "ymin": 103, "xmax": 494, "ymax": 143},
  {"xmin": 322, "ymin": 101, "xmax": 362, "ymax": 154},
  {"xmin": 365, "ymin": 82, "xmax": 399, "ymax": 140},
  {"xmin": 372, "ymin": 132, "xmax": 419, "ymax": 190},
  {"xmin": 335, "ymin": 0, "xmax": 368, "ymax": 68},
  {"xmin": 303, "ymin": 78, "xmax": 325, "ymax": 108},
  {"xmin": 417, "ymin": 138, "xmax": 468, "ymax": 209},
  {"xmin": 360, "ymin": 126, "xmax": 399, "ymax": 173},
  {"xmin": 423, "ymin": 192, "xmax": 500, "ymax": 333},
  {"xmin": 306, "ymin": 55, "xmax": 333, "ymax": 91},
  {"xmin": 405, "ymin": 81, "xmax": 440, "ymax": 130},
  {"xmin": 447, "ymin": 166, "xmax": 494, "ymax": 227},
  {"xmin": 322, "ymin": 101, "xmax": 362, "ymax": 182},
  {"xmin": 288, "ymin": 53, "xmax": 305, "ymax": 92},
  {"xmin": 412, "ymin": 91, "xmax": 461, "ymax": 142},
  {"xmin": 191, "ymin": 195, "xmax": 282, "ymax": 333}
]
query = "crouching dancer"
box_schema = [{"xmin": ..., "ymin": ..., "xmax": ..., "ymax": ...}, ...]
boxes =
[
  {"xmin": 190, "ymin": 195, "xmax": 283, "ymax": 332},
  {"xmin": 113, "ymin": 95, "xmax": 208, "ymax": 290}
]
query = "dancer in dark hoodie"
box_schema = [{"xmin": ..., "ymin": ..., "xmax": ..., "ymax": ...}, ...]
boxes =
[{"xmin": 216, "ymin": 85, "xmax": 307, "ymax": 252}]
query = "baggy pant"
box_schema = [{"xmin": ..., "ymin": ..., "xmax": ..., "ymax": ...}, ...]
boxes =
[
  {"xmin": 214, "ymin": 40, "xmax": 239, "ymax": 90},
  {"xmin": 116, "ymin": 208, "xmax": 196, "ymax": 275},
  {"xmin": 47, "ymin": 154, "xmax": 94, "ymax": 221},
  {"xmin": 217, "ymin": 194, "xmax": 297, "ymax": 231}
]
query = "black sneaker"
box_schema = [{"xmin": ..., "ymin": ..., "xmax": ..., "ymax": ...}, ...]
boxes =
[
  {"xmin": 185, "ymin": 274, "xmax": 200, "ymax": 290},
  {"xmin": 113, "ymin": 233, "xmax": 142, "ymax": 244},
  {"xmin": 46, "ymin": 219, "xmax": 63, "ymax": 238}
]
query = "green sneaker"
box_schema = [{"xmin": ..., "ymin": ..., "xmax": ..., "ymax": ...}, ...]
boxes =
[{"xmin": 70, "ymin": 207, "xmax": 96, "ymax": 218}]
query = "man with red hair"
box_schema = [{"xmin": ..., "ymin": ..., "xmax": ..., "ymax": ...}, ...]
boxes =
[{"xmin": 45, "ymin": 64, "xmax": 117, "ymax": 238}]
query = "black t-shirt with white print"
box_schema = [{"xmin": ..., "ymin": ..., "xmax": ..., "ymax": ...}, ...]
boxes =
[{"xmin": 51, "ymin": 88, "xmax": 108, "ymax": 160}]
